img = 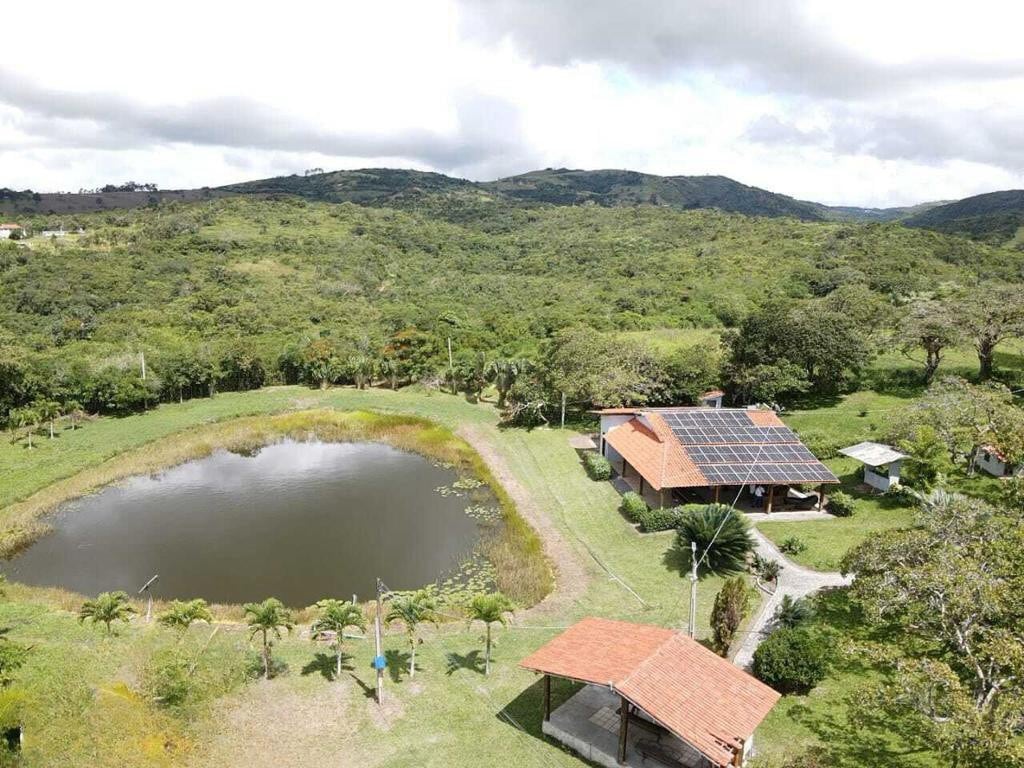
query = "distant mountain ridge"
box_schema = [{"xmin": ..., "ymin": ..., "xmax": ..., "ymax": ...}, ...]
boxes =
[
  {"xmin": 904, "ymin": 189, "xmax": 1024, "ymax": 244},
  {"xmin": 0, "ymin": 167, "xmax": 1002, "ymax": 231}
]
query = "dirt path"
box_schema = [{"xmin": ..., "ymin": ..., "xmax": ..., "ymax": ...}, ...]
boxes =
[
  {"xmin": 457, "ymin": 425, "xmax": 589, "ymax": 620},
  {"xmin": 732, "ymin": 528, "xmax": 852, "ymax": 669}
]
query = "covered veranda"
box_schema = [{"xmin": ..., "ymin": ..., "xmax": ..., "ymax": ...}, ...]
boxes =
[{"xmin": 520, "ymin": 617, "xmax": 780, "ymax": 768}]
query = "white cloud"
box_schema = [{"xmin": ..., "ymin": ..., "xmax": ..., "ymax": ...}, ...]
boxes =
[{"xmin": 0, "ymin": 0, "xmax": 1021, "ymax": 207}]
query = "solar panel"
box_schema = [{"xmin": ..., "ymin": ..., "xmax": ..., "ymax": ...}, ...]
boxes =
[{"xmin": 701, "ymin": 463, "xmax": 837, "ymax": 485}]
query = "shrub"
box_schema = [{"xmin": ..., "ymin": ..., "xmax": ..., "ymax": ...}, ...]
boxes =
[
  {"xmin": 637, "ymin": 505, "xmax": 682, "ymax": 533},
  {"xmin": 752, "ymin": 553, "xmax": 782, "ymax": 583},
  {"xmin": 583, "ymin": 452, "xmax": 612, "ymax": 481},
  {"xmin": 827, "ymin": 490, "xmax": 856, "ymax": 517},
  {"xmin": 779, "ymin": 536, "xmax": 807, "ymax": 555},
  {"xmin": 752, "ymin": 627, "xmax": 830, "ymax": 693},
  {"xmin": 710, "ymin": 577, "xmax": 754, "ymax": 655},
  {"xmin": 620, "ymin": 491, "xmax": 648, "ymax": 523},
  {"xmin": 676, "ymin": 504, "xmax": 755, "ymax": 575}
]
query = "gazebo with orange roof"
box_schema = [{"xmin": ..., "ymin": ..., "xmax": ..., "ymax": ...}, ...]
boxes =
[{"xmin": 520, "ymin": 617, "xmax": 780, "ymax": 767}]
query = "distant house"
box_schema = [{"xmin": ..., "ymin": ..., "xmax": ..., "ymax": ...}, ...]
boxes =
[
  {"xmin": 838, "ymin": 441, "xmax": 907, "ymax": 492},
  {"xmin": 700, "ymin": 389, "xmax": 725, "ymax": 408},
  {"xmin": 40, "ymin": 228, "xmax": 66, "ymax": 238},
  {"xmin": 0, "ymin": 223, "xmax": 23, "ymax": 239},
  {"xmin": 596, "ymin": 406, "xmax": 838, "ymax": 511},
  {"xmin": 521, "ymin": 617, "xmax": 780, "ymax": 767},
  {"xmin": 974, "ymin": 445, "xmax": 1022, "ymax": 478}
]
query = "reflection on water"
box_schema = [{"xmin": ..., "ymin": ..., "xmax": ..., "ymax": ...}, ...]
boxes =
[{"xmin": 9, "ymin": 441, "xmax": 484, "ymax": 605}]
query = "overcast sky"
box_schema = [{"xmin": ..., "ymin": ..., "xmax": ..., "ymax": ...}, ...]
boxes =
[{"xmin": 1, "ymin": 0, "xmax": 1022, "ymax": 206}]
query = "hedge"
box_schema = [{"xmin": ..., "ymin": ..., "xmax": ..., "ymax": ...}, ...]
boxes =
[
  {"xmin": 620, "ymin": 491, "xmax": 648, "ymax": 523},
  {"xmin": 583, "ymin": 452, "xmax": 612, "ymax": 481},
  {"xmin": 827, "ymin": 490, "xmax": 856, "ymax": 517}
]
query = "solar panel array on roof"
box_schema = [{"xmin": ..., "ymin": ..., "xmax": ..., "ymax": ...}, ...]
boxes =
[
  {"xmin": 659, "ymin": 411, "xmax": 797, "ymax": 446},
  {"xmin": 701, "ymin": 464, "xmax": 837, "ymax": 485},
  {"xmin": 688, "ymin": 444, "xmax": 817, "ymax": 464}
]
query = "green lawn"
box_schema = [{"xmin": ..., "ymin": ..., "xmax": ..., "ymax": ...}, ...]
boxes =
[{"xmin": 0, "ymin": 386, "xmax": 766, "ymax": 767}]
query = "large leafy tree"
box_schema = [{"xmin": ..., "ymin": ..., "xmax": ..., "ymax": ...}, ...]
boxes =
[
  {"xmin": 841, "ymin": 491, "xmax": 1024, "ymax": 767},
  {"xmin": 467, "ymin": 592, "xmax": 514, "ymax": 675},
  {"xmin": 243, "ymin": 598, "xmax": 294, "ymax": 679},
  {"xmin": 385, "ymin": 590, "xmax": 438, "ymax": 679},
  {"xmin": 484, "ymin": 358, "xmax": 529, "ymax": 408},
  {"xmin": 79, "ymin": 591, "xmax": 135, "ymax": 635},
  {"xmin": 957, "ymin": 283, "xmax": 1024, "ymax": 380},
  {"xmin": 898, "ymin": 299, "xmax": 960, "ymax": 384},
  {"xmin": 310, "ymin": 599, "xmax": 366, "ymax": 680}
]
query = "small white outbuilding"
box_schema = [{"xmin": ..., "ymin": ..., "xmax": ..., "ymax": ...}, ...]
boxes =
[{"xmin": 838, "ymin": 441, "xmax": 908, "ymax": 492}]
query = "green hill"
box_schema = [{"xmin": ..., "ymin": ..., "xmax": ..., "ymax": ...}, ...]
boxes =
[{"xmin": 904, "ymin": 189, "xmax": 1024, "ymax": 245}]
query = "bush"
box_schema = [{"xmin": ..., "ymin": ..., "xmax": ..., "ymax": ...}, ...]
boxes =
[
  {"xmin": 752, "ymin": 553, "xmax": 782, "ymax": 583},
  {"xmin": 752, "ymin": 627, "xmax": 830, "ymax": 693},
  {"xmin": 710, "ymin": 577, "xmax": 754, "ymax": 655},
  {"xmin": 772, "ymin": 595, "xmax": 815, "ymax": 629},
  {"xmin": 637, "ymin": 505, "xmax": 683, "ymax": 533},
  {"xmin": 779, "ymin": 536, "xmax": 807, "ymax": 555},
  {"xmin": 827, "ymin": 490, "xmax": 856, "ymax": 517},
  {"xmin": 583, "ymin": 452, "xmax": 612, "ymax": 481},
  {"xmin": 620, "ymin": 491, "xmax": 648, "ymax": 523}
]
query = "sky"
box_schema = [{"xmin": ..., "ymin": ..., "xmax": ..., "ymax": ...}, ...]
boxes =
[{"xmin": 1, "ymin": 0, "xmax": 1022, "ymax": 207}]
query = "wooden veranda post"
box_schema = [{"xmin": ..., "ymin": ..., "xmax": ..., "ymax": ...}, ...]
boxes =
[
  {"xmin": 766, "ymin": 484, "xmax": 774, "ymax": 513},
  {"xmin": 617, "ymin": 695, "xmax": 629, "ymax": 764},
  {"xmin": 543, "ymin": 674, "xmax": 551, "ymax": 722},
  {"xmin": 816, "ymin": 484, "xmax": 825, "ymax": 512}
]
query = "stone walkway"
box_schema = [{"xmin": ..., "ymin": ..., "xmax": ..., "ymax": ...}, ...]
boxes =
[{"xmin": 732, "ymin": 528, "xmax": 852, "ymax": 670}]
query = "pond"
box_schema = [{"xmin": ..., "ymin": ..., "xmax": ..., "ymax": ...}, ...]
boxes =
[{"xmin": 8, "ymin": 440, "xmax": 493, "ymax": 606}]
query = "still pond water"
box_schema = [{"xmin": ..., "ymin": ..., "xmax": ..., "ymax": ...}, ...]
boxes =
[{"xmin": 10, "ymin": 441, "xmax": 487, "ymax": 606}]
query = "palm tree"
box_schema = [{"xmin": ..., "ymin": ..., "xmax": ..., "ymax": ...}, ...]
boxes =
[
  {"xmin": 243, "ymin": 598, "xmax": 294, "ymax": 679},
  {"xmin": 676, "ymin": 504, "xmax": 755, "ymax": 576},
  {"xmin": 64, "ymin": 400, "xmax": 84, "ymax": 430},
  {"xmin": 79, "ymin": 591, "xmax": 135, "ymax": 635},
  {"xmin": 12, "ymin": 407, "xmax": 39, "ymax": 449},
  {"xmin": 310, "ymin": 599, "xmax": 366, "ymax": 679},
  {"xmin": 32, "ymin": 399, "xmax": 61, "ymax": 439},
  {"xmin": 467, "ymin": 593, "xmax": 515, "ymax": 675},
  {"xmin": 349, "ymin": 354, "xmax": 374, "ymax": 390},
  {"xmin": 385, "ymin": 590, "xmax": 438, "ymax": 679},
  {"xmin": 158, "ymin": 598, "xmax": 213, "ymax": 633},
  {"xmin": 773, "ymin": 595, "xmax": 815, "ymax": 629},
  {"xmin": 485, "ymin": 359, "xmax": 529, "ymax": 408}
]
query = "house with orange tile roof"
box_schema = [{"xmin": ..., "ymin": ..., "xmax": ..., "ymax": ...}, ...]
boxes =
[
  {"xmin": 0, "ymin": 223, "xmax": 23, "ymax": 239},
  {"xmin": 520, "ymin": 617, "xmax": 780, "ymax": 767},
  {"xmin": 596, "ymin": 406, "xmax": 838, "ymax": 512}
]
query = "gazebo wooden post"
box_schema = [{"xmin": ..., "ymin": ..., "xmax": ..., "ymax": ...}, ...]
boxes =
[
  {"xmin": 543, "ymin": 674, "xmax": 551, "ymax": 722},
  {"xmin": 617, "ymin": 695, "xmax": 629, "ymax": 764},
  {"xmin": 639, "ymin": 476, "xmax": 645, "ymax": 495},
  {"xmin": 732, "ymin": 737, "xmax": 745, "ymax": 766}
]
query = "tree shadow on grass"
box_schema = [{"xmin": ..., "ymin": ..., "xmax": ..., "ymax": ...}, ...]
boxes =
[
  {"xmin": 385, "ymin": 648, "xmax": 412, "ymax": 682},
  {"xmin": 347, "ymin": 672, "xmax": 378, "ymax": 700},
  {"xmin": 300, "ymin": 651, "xmax": 354, "ymax": 682},
  {"xmin": 445, "ymin": 649, "xmax": 485, "ymax": 676}
]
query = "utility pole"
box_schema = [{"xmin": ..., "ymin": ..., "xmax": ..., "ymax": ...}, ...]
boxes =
[
  {"xmin": 374, "ymin": 578, "xmax": 386, "ymax": 705},
  {"xmin": 687, "ymin": 542, "xmax": 698, "ymax": 638},
  {"xmin": 560, "ymin": 392, "xmax": 566, "ymax": 429},
  {"xmin": 447, "ymin": 337, "xmax": 455, "ymax": 394},
  {"xmin": 138, "ymin": 574, "xmax": 159, "ymax": 622},
  {"xmin": 139, "ymin": 351, "xmax": 146, "ymax": 381}
]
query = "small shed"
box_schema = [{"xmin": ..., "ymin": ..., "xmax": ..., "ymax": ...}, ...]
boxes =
[
  {"xmin": 520, "ymin": 617, "xmax": 780, "ymax": 767},
  {"xmin": 699, "ymin": 390, "xmax": 724, "ymax": 409},
  {"xmin": 973, "ymin": 445, "xmax": 1022, "ymax": 478},
  {"xmin": 838, "ymin": 441, "xmax": 907, "ymax": 491}
]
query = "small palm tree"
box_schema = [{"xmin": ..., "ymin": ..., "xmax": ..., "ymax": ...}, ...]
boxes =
[
  {"xmin": 32, "ymin": 399, "xmax": 61, "ymax": 440},
  {"xmin": 12, "ymin": 407, "xmax": 39, "ymax": 449},
  {"xmin": 310, "ymin": 599, "xmax": 366, "ymax": 679},
  {"xmin": 64, "ymin": 400, "xmax": 85, "ymax": 430},
  {"xmin": 244, "ymin": 598, "xmax": 294, "ymax": 679},
  {"xmin": 676, "ymin": 504, "xmax": 755, "ymax": 576},
  {"xmin": 158, "ymin": 598, "xmax": 213, "ymax": 633},
  {"xmin": 773, "ymin": 595, "xmax": 815, "ymax": 629},
  {"xmin": 467, "ymin": 593, "xmax": 515, "ymax": 675},
  {"xmin": 349, "ymin": 354, "xmax": 374, "ymax": 390},
  {"xmin": 385, "ymin": 590, "xmax": 438, "ymax": 678},
  {"xmin": 79, "ymin": 591, "xmax": 135, "ymax": 635}
]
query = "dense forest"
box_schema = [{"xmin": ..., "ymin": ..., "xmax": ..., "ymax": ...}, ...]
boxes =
[{"xmin": 1, "ymin": 192, "xmax": 1023, "ymax": 429}]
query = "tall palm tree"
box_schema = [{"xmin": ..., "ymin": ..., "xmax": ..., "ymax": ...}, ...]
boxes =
[
  {"xmin": 158, "ymin": 598, "xmax": 214, "ymax": 634},
  {"xmin": 79, "ymin": 591, "xmax": 135, "ymax": 635},
  {"xmin": 385, "ymin": 590, "xmax": 438, "ymax": 679},
  {"xmin": 243, "ymin": 598, "xmax": 294, "ymax": 679},
  {"xmin": 310, "ymin": 599, "xmax": 366, "ymax": 679},
  {"xmin": 467, "ymin": 592, "xmax": 515, "ymax": 675},
  {"xmin": 349, "ymin": 354, "xmax": 374, "ymax": 390},
  {"xmin": 485, "ymin": 359, "xmax": 529, "ymax": 408}
]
